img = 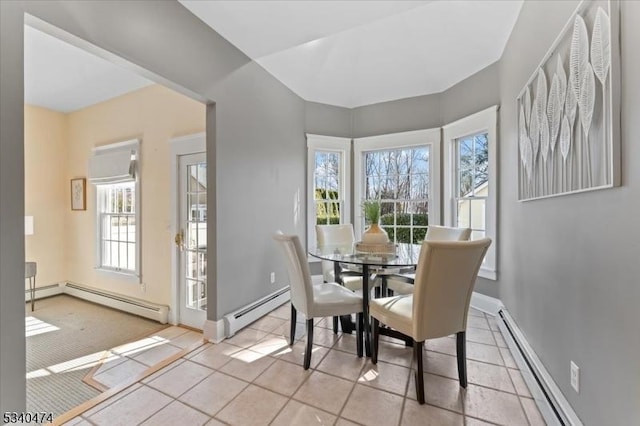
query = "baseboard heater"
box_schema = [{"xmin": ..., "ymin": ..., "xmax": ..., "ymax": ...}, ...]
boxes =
[
  {"xmin": 63, "ymin": 282, "xmax": 169, "ymax": 324},
  {"xmin": 25, "ymin": 283, "xmax": 64, "ymax": 302},
  {"xmin": 498, "ymin": 309, "xmax": 583, "ymax": 426},
  {"xmin": 224, "ymin": 287, "xmax": 290, "ymax": 337}
]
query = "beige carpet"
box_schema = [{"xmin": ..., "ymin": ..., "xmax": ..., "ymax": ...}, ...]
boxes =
[{"xmin": 26, "ymin": 295, "xmax": 167, "ymax": 419}]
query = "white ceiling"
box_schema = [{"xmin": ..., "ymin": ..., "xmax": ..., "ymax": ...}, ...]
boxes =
[
  {"xmin": 180, "ymin": 0, "xmax": 523, "ymax": 108},
  {"xmin": 24, "ymin": 1, "xmax": 523, "ymax": 113},
  {"xmin": 24, "ymin": 26, "xmax": 153, "ymax": 113}
]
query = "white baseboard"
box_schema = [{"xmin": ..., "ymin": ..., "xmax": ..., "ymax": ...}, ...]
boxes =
[
  {"xmin": 203, "ymin": 319, "xmax": 226, "ymax": 344},
  {"xmin": 470, "ymin": 291, "xmax": 503, "ymax": 316},
  {"xmin": 25, "ymin": 283, "xmax": 64, "ymax": 302},
  {"xmin": 498, "ymin": 309, "xmax": 580, "ymax": 426}
]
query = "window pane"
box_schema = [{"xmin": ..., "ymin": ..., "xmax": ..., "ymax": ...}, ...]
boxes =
[
  {"xmin": 128, "ymin": 216, "xmax": 136, "ymax": 242},
  {"xmin": 103, "ymin": 241, "xmax": 110, "ymax": 267},
  {"xmin": 410, "ymin": 173, "xmax": 428, "ymax": 199},
  {"xmin": 457, "ymin": 200, "xmax": 471, "ymax": 228},
  {"xmin": 363, "ymin": 145, "xmax": 430, "ymax": 243},
  {"xmin": 470, "ymin": 199, "xmax": 486, "ymax": 230},
  {"xmin": 475, "ymin": 134, "xmax": 489, "ymax": 196},
  {"xmin": 471, "ymin": 230, "xmax": 486, "ymax": 241},
  {"xmin": 459, "ymin": 168, "xmax": 473, "ymax": 197},
  {"xmin": 98, "ymin": 182, "xmax": 136, "ymax": 272},
  {"xmin": 127, "ymin": 243, "xmax": 135, "ymax": 271}
]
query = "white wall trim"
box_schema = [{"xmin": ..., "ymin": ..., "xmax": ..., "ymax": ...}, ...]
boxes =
[
  {"xmin": 169, "ymin": 132, "xmax": 206, "ymax": 325},
  {"xmin": 469, "ymin": 291, "xmax": 503, "ymax": 316},
  {"xmin": 203, "ymin": 319, "xmax": 226, "ymax": 344}
]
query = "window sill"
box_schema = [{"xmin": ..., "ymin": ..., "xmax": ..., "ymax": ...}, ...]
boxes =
[
  {"xmin": 478, "ymin": 267, "xmax": 497, "ymax": 281},
  {"xmin": 95, "ymin": 267, "xmax": 141, "ymax": 283}
]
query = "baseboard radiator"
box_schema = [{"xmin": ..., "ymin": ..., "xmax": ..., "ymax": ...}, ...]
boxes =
[
  {"xmin": 25, "ymin": 283, "xmax": 64, "ymax": 302},
  {"xmin": 224, "ymin": 287, "xmax": 290, "ymax": 337},
  {"xmin": 498, "ymin": 309, "xmax": 582, "ymax": 426},
  {"xmin": 63, "ymin": 282, "xmax": 169, "ymax": 324}
]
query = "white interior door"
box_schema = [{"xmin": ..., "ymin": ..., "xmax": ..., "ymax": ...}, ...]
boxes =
[{"xmin": 177, "ymin": 152, "xmax": 207, "ymax": 329}]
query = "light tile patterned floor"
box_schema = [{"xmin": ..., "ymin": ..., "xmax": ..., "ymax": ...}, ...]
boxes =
[{"xmin": 65, "ymin": 304, "xmax": 546, "ymax": 426}]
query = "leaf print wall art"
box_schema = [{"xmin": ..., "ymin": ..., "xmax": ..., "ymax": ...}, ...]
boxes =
[{"xmin": 517, "ymin": 0, "xmax": 620, "ymax": 201}]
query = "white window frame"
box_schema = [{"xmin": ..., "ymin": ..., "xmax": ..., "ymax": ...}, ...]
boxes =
[
  {"xmin": 93, "ymin": 139, "xmax": 141, "ymax": 280},
  {"xmin": 353, "ymin": 129, "xmax": 441, "ymax": 241},
  {"xmin": 443, "ymin": 105, "xmax": 498, "ymax": 280},
  {"xmin": 306, "ymin": 134, "xmax": 351, "ymax": 249}
]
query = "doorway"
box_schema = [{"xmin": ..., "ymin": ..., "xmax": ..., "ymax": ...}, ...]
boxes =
[{"xmin": 176, "ymin": 152, "xmax": 208, "ymax": 329}]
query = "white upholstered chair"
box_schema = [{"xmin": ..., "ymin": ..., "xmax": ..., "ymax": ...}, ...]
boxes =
[
  {"xmin": 386, "ymin": 225, "xmax": 472, "ymax": 295},
  {"xmin": 315, "ymin": 224, "xmax": 364, "ymax": 291},
  {"xmin": 370, "ymin": 238, "xmax": 491, "ymax": 404},
  {"xmin": 273, "ymin": 233, "xmax": 364, "ymax": 369}
]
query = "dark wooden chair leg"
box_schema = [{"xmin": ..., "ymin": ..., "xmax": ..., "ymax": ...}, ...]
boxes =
[
  {"xmin": 303, "ymin": 319, "xmax": 314, "ymax": 370},
  {"xmin": 371, "ymin": 317, "xmax": 379, "ymax": 364},
  {"xmin": 414, "ymin": 340, "xmax": 425, "ymax": 404},
  {"xmin": 356, "ymin": 313, "xmax": 363, "ymax": 358},
  {"xmin": 456, "ymin": 331, "xmax": 467, "ymax": 387},
  {"xmin": 289, "ymin": 305, "xmax": 297, "ymax": 345},
  {"xmin": 333, "ymin": 316, "xmax": 339, "ymax": 334}
]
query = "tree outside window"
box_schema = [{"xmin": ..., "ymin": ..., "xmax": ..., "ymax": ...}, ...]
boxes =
[{"xmin": 363, "ymin": 147, "xmax": 430, "ymax": 243}]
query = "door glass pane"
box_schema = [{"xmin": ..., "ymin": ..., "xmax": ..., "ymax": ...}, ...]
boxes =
[{"xmin": 184, "ymin": 160, "xmax": 207, "ymax": 313}]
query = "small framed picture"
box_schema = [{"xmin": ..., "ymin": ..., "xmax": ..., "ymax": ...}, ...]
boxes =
[{"xmin": 71, "ymin": 178, "xmax": 86, "ymax": 211}]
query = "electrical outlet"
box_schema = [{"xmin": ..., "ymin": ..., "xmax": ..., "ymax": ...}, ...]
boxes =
[
  {"xmin": 570, "ymin": 361, "xmax": 580, "ymax": 393},
  {"xmin": 270, "ymin": 272, "xmax": 276, "ymax": 284}
]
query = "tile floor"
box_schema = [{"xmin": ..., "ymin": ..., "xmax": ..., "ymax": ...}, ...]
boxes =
[
  {"xmin": 64, "ymin": 304, "xmax": 546, "ymax": 426},
  {"xmin": 88, "ymin": 327, "xmax": 204, "ymax": 390}
]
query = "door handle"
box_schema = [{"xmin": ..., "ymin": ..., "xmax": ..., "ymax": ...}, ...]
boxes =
[{"xmin": 174, "ymin": 230, "xmax": 185, "ymax": 251}]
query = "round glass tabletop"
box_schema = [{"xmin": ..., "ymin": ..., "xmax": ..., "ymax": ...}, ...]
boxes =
[{"xmin": 309, "ymin": 243, "xmax": 421, "ymax": 268}]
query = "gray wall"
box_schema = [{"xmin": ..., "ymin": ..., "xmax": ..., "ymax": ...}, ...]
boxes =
[
  {"xmin": 305, "ymin": 101, "xmax": 352, "ymax": 138},
  {"xmin": 351, "ymin": 92, "xmax": 442, "ymax": 139},
  {"xmin": 0, "ymin": 1, "xmax": 26, "ymax": 414},
  {"xmin": 498, "ymin": 1, "xmax": 640, "ymax": 424},
  {"xmin": 208, "ymin": 62, "xmax": 305, "ymax": 315},
  {"xmin": 440, "ymin": 61, "xmax": 501, "ymax": 125},
  {"xmin": 0, "ymin": 0, "xmax": 305, "ymax": 411}
]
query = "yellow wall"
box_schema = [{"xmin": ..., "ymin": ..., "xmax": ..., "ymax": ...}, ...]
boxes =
[
  {"xmin": 25, "ymin": 84, "xmax": 205, "ymax": 306},
  {"xmin": 24, "ymin": 106, "xmax": 68, "ymax": 288}
]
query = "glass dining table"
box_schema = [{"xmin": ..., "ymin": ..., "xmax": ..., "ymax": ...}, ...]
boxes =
[{"xmin": 309, "ymin": 243, "xmax": 422, "ymax": 357}]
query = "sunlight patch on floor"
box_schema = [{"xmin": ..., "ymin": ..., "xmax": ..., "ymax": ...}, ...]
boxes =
[
  {"xmin": 111, "ymin": 336, "xmax": 169, "ymax": 357},
  {"xmin": 25, "ymin": 316, "xmax": 60, "ymax": 337}
]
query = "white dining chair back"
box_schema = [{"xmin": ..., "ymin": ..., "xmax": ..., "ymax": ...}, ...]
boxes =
[
  {"xmin": 411, "ymin": 238, "xmax": 491, "ymax": 341},
  {"xmin": 425, "ymin": 225, "xmax": 472, "ymax": 241},
  {"xmin": 316, "ymin": 224, "xmax": 356, "ymax": 283},
  {"xmin": 386, "ymin": 225, "xmax": 471, "ymax": 296},
  {"xmin": 273, "ymin": 233, "xmax": 314, "ymax": 317},
  {"xmin": 316, "ymin": 224, "xmax": 355, "ymax": 247}
]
